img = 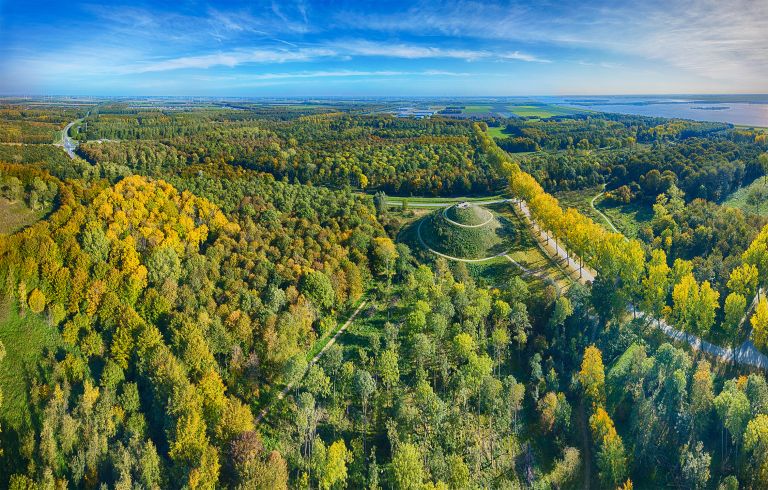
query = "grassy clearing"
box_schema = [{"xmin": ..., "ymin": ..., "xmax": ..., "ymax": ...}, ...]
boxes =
[
  {"xmin": 447, "ymin": 203, "xmax": 493, "ymax": 226},
  {"xmin": 492, "ymin": 203, "xmax": 573, "ymax": 290},
  {"xmin": 487, "ymin": 126, "xmax": 509, "ymax": 138},
  {"xmin": 554, "ymin": 187, "xmax": 652, "ymax": 239},
  {"xmin": 306, "ymin": 297, "xmax": 367, "ymax": 361},
  {"xmin": 507, "ymin": 104, "xmax": 586, "ymax": 118},
  {"xmin": 0, "ymin": 198, "xmax": 44, "ymax": 234},
  {"xmin": 723, "ymin": 177, "xmax": 768, "ymax": 216},
  {"xmin": 595, "ymin": 199, "xmax": 653, "ymax": 238},
  {"xmin": 0, "ymin": 300, "xmax": 62, "ymax": 431}
]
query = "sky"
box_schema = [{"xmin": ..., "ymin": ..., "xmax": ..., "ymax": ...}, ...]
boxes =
[{"xmin": 0, "ymin": 0, "xmax": 766, "ymax": 96}]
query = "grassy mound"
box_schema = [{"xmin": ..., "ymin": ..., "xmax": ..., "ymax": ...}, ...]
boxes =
[
  {"xmin": 445, "ymin": 203, "xmax": 493, "ymax": 226},
  {"xmin": 421, "ymin": 207, "xmax": 512, "ymax": 259}
]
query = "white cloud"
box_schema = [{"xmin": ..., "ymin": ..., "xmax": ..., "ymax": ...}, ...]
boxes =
[
  {"xmin": 128, "ymin": 48, "xmax": 338, "ymax": 73},
  {"xmin": 338, "ymin": 0, "xmax": 768, "ymax": 85},
  {"xmin": 500, "ymin": 51, "xmax": 550, "ymax": 63}
]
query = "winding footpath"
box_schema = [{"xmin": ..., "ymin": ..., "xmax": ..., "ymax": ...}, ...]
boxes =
[
  {"xmin": 590, "ymin": 190, "xmax": 621, "ymax": 235},
  {"xmin": 255, "ymin": 300, "xmax": 368, "ymax": 424},
  {"xmin": 415, "ymin": 215, "xmax": 512, "ymax": 263}
]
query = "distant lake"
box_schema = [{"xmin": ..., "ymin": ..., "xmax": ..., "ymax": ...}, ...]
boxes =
[{"xmin": 547, "ymin": 96, "xmax": 768, "ymax": 127}]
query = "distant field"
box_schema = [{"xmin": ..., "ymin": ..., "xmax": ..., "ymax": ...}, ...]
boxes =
[
  {"xmin": 0, "ymin": 198, "xmax": 44, "ymax": 234},
  {"xmin": 0, "ymin": 301, "xmax": 62, "ymax": 431},
  {"xmin": 462, "ymin": 105, "xmax": 494, "ymax": 114},
  {"xmin": 507, "ymin": 104, "xmax": 586, "ymax": 118},
  {"xmin": 487, "ymin": 126, "xmax": 509, "ymax": 138},
  {"xmin": 723, "ymin": 178, "xmax": 768, "ymax": 216},
  {"xmin": 461, "ymin": 103, "xmax": 587, "ymax": 118}
]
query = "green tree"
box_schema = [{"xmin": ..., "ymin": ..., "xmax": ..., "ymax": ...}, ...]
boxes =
[
  {"xmin": 752, "ymin": 298, "xmax": 768, "ymax": 349},
  {"xmin": 146, "ymin": 245, "xmax": 181, "ymax": 285},
  {"xmin": 300, "ymin": 270, "xmax": 335, "ymax": 312},
  {"xmin": 391, "ymin": 443, "xmax": 424, "ymax": 490},
  {"xmin": 378, "ymin": 349, "xmax": 400, "ymax": 396},
  {"xmin": 723, "ymin": 293, "xmax": 746, "ymax": 339},
  {"xmin": 744, "ymin": 414, "xmax": 768, "ymax": 484},
  {"xmin": 579, "ymin": 345, "xmax": 605, "ymax": 407},
  {"xmin": 714, "ymin": 384, "xmax": 751, "ymax": 447},
  {"xmin": 353, "ymin": 369, "xmax": 376, "ymax": 453},
  {"xmin": 27, "ymin": 288, "xmax": 46, "ymax": 314},
  {"xmin": 319, "ymin": 440, "xmax": 350, "ymax": 490},
  {"xmin": 680, "ymin": 441, "xmax": 711, "ymax": 490}
]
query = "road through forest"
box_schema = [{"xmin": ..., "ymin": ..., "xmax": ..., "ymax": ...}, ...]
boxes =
[{"xmin": 404, "ymin": 196, "xmax": 768, "ymax": 370}]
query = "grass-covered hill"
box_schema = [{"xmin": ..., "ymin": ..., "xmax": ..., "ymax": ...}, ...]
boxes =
[{"xmin": 421, "ymin": 204, "xmax": 512, "ymax": 259}]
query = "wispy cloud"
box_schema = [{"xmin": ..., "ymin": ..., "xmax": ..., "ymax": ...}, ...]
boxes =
[
  {"xmin": 500, "ymin": 51, "xmax": 551, "ymax": 63},
  {"xmin": 117, "ymin": 40, "xmax": 548, "ymax": 74},
  {"xmin": 2, "ymin": 0, "xmax": 765, "ymax": 94},
  {"xmin": 128, "ymin": 48, "xmax": 338, "ymax": 73},
  {"xmin": 338, "ymin": 0, "xmax": 768, "ymax": 83}
]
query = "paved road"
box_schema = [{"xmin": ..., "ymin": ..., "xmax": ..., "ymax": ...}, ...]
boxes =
[
  {"xmin": 515, "ymin": 198, "xmax": 768, "ymax": 370},
  {"xmin": 59, "ymin": 119, "xmax": 81, "ymax": 159},
  {"xmin": 386, "ymin": 198, "xmax": 511, "ymax": 208},
  {"xmin": 404, "ymin": 194, "xmax": 768, "ymax": 370},
  {"xmin": 255, "ymin": 300, "xmax": 368, "ymax": 424},
  {"xmin": 513, "ymin": 199, "xmax": 596, "ymax": 283}
]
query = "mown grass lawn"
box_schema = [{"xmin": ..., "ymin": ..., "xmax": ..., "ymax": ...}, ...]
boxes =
[{"xmin": 384, "ymin": 193, "xmax": 507, "ymax": 205}]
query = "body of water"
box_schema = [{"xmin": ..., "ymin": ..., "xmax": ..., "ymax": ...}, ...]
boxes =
[{"xmin": 547, "ymin": 96, "xmax": 768, "ymax": 127}]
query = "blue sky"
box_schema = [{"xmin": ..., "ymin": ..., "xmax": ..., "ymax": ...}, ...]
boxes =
[{"xmin": 1, "ymin": 0, "xmax": 766, "ymax": 95}]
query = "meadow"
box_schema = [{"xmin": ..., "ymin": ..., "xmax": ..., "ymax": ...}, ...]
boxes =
[{"xmin": 723, "ymin": 177, "xmax": 768, "ymax": 216}]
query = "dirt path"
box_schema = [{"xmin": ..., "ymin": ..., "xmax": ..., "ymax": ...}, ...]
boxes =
[
  {"xmin": 255, "ymin": 300, "xmax": 368, "ymax": 424},
  {"xmin": 590, "ymin": 190, "xmax": 621, "ymax": 235},
  {"xmin": 578, "ymin": 399, "xmax": 593, "ymax": 489}
]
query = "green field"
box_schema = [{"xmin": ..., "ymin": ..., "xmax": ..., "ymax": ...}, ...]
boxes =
[
  {"xmin": 723, "ymin": 177, "xmax": 768, "ymax": 216},
  {"xmin": 0, "ymin": 301, "xmax": 62, "ymax": 431},
  {"xmin": 0, "ymin": 198, "xmax": 44, "ymax": 234},
  {"xmin": 462, "ymin": 105, "xmax": 494, "ymax": 114},
  {"xmin": 487, "ymin": 126, "xmax": 509, "ymax": 138},
  {"xmin": 506, "ymin": 104, "xmax": 586, "ymax": 118}
]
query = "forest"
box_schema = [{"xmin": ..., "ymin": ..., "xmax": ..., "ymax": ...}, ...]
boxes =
[{"xmin": 1, "ymin": 100, "xmax": 768, "ymax": 489}]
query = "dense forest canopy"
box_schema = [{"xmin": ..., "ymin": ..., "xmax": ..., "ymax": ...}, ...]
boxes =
[{"xmin": 1, "ymin": 100, "xmax": 768, "ymax": 489}]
